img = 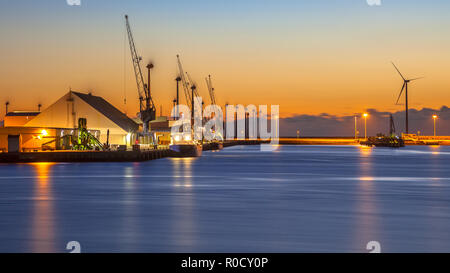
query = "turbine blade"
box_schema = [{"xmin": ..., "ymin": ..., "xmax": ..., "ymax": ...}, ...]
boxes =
[
  {"xmin": 392, "ymin": 62, "xmax": 406, "ymax": 81},
  {"xmin": 395, "ymin": 82, "xmax": 406, "ymax": 105},
  {"xmin": 409, "ymin": 77, "xmax": 425, "ymax": 81}
]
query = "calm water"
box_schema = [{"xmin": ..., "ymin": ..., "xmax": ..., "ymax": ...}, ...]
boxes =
[{"xmin": 0, "ymin": 145, "xmax": 450, "ymax": 253}]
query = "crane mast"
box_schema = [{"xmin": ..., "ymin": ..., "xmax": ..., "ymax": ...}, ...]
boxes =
[
  {"xmin": 206, "ymin": 75, "xmax": 216, "ymax": 106},
  {"xmin": 186, "ymin": 72, "xmax": 201, "ymax": 99},
  {"xmin": 205, "ymin": 74, "xmax": 223, "ymax": 141},
  {"xmin": 205, "ymin": 75, "xmax": 220, "ymax": 121},
  {"xmin": 176, "ymin": 55, "xmax": 201, "ymax": 111},
  {"xmin": 125, "ymin": 15, "xmax": 156, "ymax": 132},
  {"xmin": 176, "ymin": 55, "xmax": 193, "ymax": 108}
]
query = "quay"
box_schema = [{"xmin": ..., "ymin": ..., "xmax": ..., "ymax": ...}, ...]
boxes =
[
  {"xmin": 0, "ymin": 140, "xmax": 265, "ymax": 163},
  {"xmin": 0, "ymin": 149, "xmax": 171, "ymax": 163},
  {"xmin": 278, "ymin": 137, "xmax": 358, "ymax": 145},
  {"xmin": 1, "ymin": 137, "xmax": 450, "ymax": 163}
]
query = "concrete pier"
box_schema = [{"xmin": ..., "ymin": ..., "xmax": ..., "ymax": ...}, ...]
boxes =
[
  {"xmin": 0, "ymin": 149, "xmax": 171, "ymax": 163},
  {"xmin": 0, "ymin": 140, "xmax": 265, "ymax": 163},
  {"xmin": 223, "ymin": 140, "xmax": 265, "ymax": 147},
  {"xmin": 3, "ymin": 137, "xmax": 446, "ymax": 163}
]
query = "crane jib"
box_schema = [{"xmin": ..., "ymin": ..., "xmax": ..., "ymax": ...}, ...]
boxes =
[{"xmin": 125, "ymin": 15, "xmax": 156, "ymax": 124}]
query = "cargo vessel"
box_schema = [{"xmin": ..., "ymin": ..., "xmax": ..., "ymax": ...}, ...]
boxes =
[{"xmin": 169, "ymin": 132, "xmax": 203, "ymax": 157}]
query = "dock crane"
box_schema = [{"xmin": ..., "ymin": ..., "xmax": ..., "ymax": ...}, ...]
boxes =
[
  {"xmin": 176, "ymin": 55, "xmax": 201, "ymax": 120},
  {"xmin": 205, "ymin": 74, "xmax": 221, "ymax": 121},
  {"xmin": 205, "ymin": 75, "xmax": 224, "ymax": 141},
  {"xmin": 125, "ymin": 15, "xmax": 156, "ymax": 133},
  {"xmin": 205, "ymin": 75, "xmax": 217, "ymax": 107}
]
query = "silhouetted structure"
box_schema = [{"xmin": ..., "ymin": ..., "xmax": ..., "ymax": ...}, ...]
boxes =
[
  {"xmin": 389, "ymin": 114, "xmax": 396, "ymax": 136},
  {"xmin": 392, "ymin": 62, "xmax": 424, "ymax": 134}
]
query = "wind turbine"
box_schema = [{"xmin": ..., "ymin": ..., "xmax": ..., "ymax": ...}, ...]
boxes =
[{"xmin": 392, "ymin": 62, "xmax": 424, "ymax": 134}]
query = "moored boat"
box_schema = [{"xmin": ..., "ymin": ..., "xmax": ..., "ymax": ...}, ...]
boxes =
[
  {"xmin": 360, "ymin": 136, "xmax": 405, "ymax": 148},
  {"xmin": 170, "ymin": 143, "xmax": 203, "ymax": 157},
  {"xmin": 169, "ymin": 132, "xmax": 203, "ymax": 157}
]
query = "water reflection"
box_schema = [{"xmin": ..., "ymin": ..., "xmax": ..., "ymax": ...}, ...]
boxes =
[
  {"xmin": 171, "ymin": 158, "xmax": 196, "ymax": 251},
  {"xmin": 353, "ymin": 147, "xmax": 379, "ymax": 252},
  {"xmin": 430, "ymin": 145, "xmax": 441, "ymax": 155},
  {"xmin": 358, "ymin": 145, "xmax": 373, "ymax": 157},
  {"xmin": 120, "ymin": 165, "xmax": 140, "ymax": 251},
  {"xmin": 173, "ymin": 158, "xmax": 194, "ymax": 188},
  {"xmin": 30, "ymin": 163, "xmax": 56, "ymax": 253},
  {"xmin": 2, "ymin": 145, "xmax": 448, "ymax": 252},
  {"xmin": 426, "ymin": 145, "xmax": 448, "ymax": 251}
]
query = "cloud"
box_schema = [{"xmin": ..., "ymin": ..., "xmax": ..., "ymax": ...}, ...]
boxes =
[{"xmin": 280, "ymin": 106, "xmax": 450, "ymax": 137}]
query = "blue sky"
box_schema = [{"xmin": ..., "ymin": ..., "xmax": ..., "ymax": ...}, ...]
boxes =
[{"xmin": 1, "ymin": 0, "xmax": 450, "ymax": 119}]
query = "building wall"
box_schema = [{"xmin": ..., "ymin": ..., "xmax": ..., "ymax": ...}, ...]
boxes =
[
  {"xmin": 4, "ymin": 115, "xmax": 37, "ymax": 127},
  {"xmin": 0, "ymin": 127, "xmax": 58, "ymax": 152},
  {"xmin": 155, "ymin": 132, "xmax": 171, "ymax": 146},
  {"xmin": 24, "ymin": 92, "xmax": 130, "ymax": 145}
]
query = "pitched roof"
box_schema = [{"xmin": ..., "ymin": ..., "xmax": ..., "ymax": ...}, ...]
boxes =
[
  {"xmin": 72, "ymin": 91, "xmax": 139, "ymax": 132},
  {"xmin": 6, "ymin": 111, "xmax": 40, "ymax": 117}
]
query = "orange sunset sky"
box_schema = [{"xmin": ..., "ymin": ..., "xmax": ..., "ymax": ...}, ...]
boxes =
[{"xmin": 1, "ymin": 0, "xmax": 450, "ymax": 119}]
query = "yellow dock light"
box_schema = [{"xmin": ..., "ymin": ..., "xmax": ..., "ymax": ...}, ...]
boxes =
[
  {"xmin": 433, "ymin": 115, "xmax": 438, "ymax": 136},
  {"xmin": 184, "ymin": 134, "xmax": 192, "ymax": 141},
  {"xmin": 41, "ymin": 129, "xmax": 48, "ymax": 136},
  {"xmin": 363, "ymin": 113, "xmax": 369, "ymax": 139}
]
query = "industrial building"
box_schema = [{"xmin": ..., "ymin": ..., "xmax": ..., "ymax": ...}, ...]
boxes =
[
  {"xmin": 150, "ymin": 116, "xmax": 175, "ymax": 146},
  {"xmin": 0, "ymin": 126, "xmax": 101, "ymax": 153},
  {"xmin": 0, "ymin": 91, "xmax": 139, "ymax": 152},
  {"xmin": 4, "ymin": 111, "xmax": 40, "ymax": 127},
  {"xmin": 23, "ymin": 91, "xmax": 138, "ymax": 145}
]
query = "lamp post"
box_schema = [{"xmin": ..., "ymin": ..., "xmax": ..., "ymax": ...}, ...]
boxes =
[
  {"xmin": 175, "ymin": 76, "xmax": 181, "ymax": 119},
  {"xmin": 433, "ymin": 115, "xmax": 438, "ymax": 137},
  {"xmin": 363, "ymin": 113, "xmax": 368, "ymax": 139},
  {"xmin": 274, "ymin": 115, "xmax": 279, "ymax": 139},
  {"xmin": 354, "ymin": 116, "xmax": 358, "ymax": 139}
]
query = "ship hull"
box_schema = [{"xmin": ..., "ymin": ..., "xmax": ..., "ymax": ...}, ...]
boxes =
[
  {"xmin": 203, "ymin": 142, "xmax": 224, "ymax": 151},
  {"xmin": 170, "ymin": 144, "xmax": 203, "ymax": 157},
  {"xmin": 360, "ymin": 137, "xmax": 405, "ymax": 148}
]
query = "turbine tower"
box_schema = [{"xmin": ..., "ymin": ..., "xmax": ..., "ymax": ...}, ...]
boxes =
[{"xmin": 392, "ymin": 62, "xmax": 423, "ymax": 134}]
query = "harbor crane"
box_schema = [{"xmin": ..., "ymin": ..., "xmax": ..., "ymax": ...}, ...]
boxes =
[
  {"xmin": 205, "ymin": 74, "xmax": 223, "ymax": 141},
  {"xmin": 205, "ymin": 75, "xmax": 216, "ymax": 106},
  {"xmin": 176, "ymin": 55, "xmax": 201, "ymax": 120},
  {"xmin": 205, "ymin": 74, "xmax": 220, "ymax": 118},
  {"xmin": 125, "ymin": 15, "xmax": 156, "ymax": 133},
  {"xmin": 389, "ymin": 114, "xmax": 396, "ymax": 136}
]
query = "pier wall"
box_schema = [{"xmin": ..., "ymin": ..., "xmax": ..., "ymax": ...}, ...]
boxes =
[{"xmin": 0, "ymin": 149, "xmax": 171, "ymax": 163}]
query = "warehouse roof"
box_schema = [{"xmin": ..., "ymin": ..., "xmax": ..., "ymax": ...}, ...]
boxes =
[
  {"xmin": 6, "ymin": 111, "xmax": 40, "ymax": 117},
  {"xmin": 72, "ymin": 91, "xmax": 139, "ymax": 132}
]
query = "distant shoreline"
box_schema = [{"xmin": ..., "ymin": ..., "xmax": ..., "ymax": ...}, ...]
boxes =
[{"xmin": 276, "ymin": 137, "xmax": 450, "ymax": 146}]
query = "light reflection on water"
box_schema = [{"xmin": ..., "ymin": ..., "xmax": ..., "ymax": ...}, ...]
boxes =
[
  {"xmin": 171, "ymin": 158, "xmax": 196, "ymax": 251},
  {"xmin": 119, "ymin": 165, "xmax": 139, "ymax": 252},
  {"xmin": 358, "ymin": 145, "xmax": 373, "ymax": 157},
  {"xmin": 353, "ymin": 146, "xmax": 378, "ymax": 252},
  {"xmin": 0, "ymin": 145, "xmax": 450, "ymax": 252},
  {"xmin": 30, "ymin": 163, "xmax": 56, "ymax": 253}
]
